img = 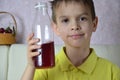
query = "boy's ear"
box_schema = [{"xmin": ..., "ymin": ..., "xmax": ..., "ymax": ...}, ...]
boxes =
[
  {"xmin": 51, "ymin": 21, "xmax": 60, "ymax": 36},
  {"xmin": 92, "ymin": 16, "xmax": 98, "ymax": 32}
]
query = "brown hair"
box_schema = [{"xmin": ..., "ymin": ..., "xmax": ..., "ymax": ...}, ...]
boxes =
[{"xmin": 50, "ymin": 0, "xmax": 96, "ymax": 23}]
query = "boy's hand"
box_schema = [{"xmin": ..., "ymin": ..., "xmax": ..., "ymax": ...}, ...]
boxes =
[{"xmin": 27, "ymin": 33, "xmax": 41, "ymax": 68}]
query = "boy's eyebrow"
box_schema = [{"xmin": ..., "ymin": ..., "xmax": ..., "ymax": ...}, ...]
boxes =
[
  {"xmin": 81, "ymin": 12, "xmax": 89, "ymax": 16},
  {"xmin": 59, "ymin": 12, "xmax": 89, "ymax": 19},
  {"xmin": 77, "ymin": 12, "xmax": 89, "ymax": 17},
  {"xmin": 59, "ymin": 16, "xmax": 67, "ymax": 19}
]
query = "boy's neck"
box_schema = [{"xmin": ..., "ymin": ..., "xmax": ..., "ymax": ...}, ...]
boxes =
[{"xmin": 64, "ymin": 46, "xmax": 90, "ymax": 67}]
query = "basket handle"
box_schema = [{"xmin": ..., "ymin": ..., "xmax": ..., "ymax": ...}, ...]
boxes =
[{"xmin": 0, "ymin": 11, "xmax": 17, "ymax": 35}]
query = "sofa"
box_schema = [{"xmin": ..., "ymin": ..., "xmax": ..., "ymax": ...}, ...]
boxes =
[{"xmin": 0, "ymin": 44, "xmax": 120, "ymax": 80}]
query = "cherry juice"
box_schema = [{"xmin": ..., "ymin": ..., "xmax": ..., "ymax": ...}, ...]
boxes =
[{"xmin": 33, "ymin": 41, "xmax": 55, "ymax": 68}]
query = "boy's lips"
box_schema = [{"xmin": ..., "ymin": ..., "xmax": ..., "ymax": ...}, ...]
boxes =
[{"xmin": 69, "ymin": 33, "xmax": 85, "ymax": 39}]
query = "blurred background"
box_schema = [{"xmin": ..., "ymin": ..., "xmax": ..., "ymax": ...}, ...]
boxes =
[{"xmin": 0, "ymin": 0, "xmax": 120, "ymax": 45}]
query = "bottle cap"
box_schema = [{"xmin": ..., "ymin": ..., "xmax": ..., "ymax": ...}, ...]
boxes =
[{"xmin": 34, "ymin": 2, "xmax": 47, "ymax": 9}]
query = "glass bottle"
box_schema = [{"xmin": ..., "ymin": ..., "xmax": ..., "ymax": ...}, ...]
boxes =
[{"xmin": 32, "ymin": 2, "xmax": 55, "ymax": 68}]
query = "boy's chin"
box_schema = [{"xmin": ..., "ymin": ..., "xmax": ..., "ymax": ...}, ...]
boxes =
[{"xmin": 67, "ymin": 43, "xmax": 86, "ymax": 48}]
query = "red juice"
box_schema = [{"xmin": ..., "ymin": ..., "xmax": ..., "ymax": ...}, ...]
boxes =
[{"xmin": 33, "ymin": 41, "xmax": 55, "ymax": 68}]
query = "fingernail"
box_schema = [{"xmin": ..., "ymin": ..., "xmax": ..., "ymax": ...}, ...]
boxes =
[{"xmin": 36, "ymin": 39, "xmax": 39, "ymax": 41}]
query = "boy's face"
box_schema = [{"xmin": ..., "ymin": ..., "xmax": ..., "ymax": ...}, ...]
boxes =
[{"xmin": 52, "ymin": 2, "xmax": 98, "ymax": 48}]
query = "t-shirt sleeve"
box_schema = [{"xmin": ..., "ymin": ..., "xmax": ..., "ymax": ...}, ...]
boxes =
[
  {"xmin": 33, "ymin": 69, "xmax": 48, "ymax": 80},
  {"xmin": 112, "ymin": 64, "xmax": 120, "ymax": 80},
  {"xmin": 116, "ymin": 69, "xmax": 120, "ymax": 80}
]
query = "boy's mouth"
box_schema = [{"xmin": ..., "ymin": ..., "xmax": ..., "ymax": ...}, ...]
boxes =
[{"xmin": 69, "ymin": 33, "xmax": 85, "ymax": 39}]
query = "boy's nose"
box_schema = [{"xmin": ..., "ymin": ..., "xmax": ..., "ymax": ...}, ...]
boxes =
[{"xmin": 71, "ymin": 23, "xmax": 81, "ymax": 31}]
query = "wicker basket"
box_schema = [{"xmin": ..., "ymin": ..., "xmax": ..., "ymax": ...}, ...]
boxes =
[{"xmin": 0, "ymin": 12, "xmax": 17, "ymax": 45}]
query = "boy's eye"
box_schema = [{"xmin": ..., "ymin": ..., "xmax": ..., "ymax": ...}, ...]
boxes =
[
  {"xmin": 61, "ymin": 18, "xmax": 69, "ymax": 23},
  {"xmin": 79, "ymin": 17, "xmax": 88, "ymax": 22}
]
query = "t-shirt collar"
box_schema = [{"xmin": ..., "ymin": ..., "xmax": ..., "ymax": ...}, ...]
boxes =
[{"xmin": 58, "ymin": 47, "xmax": 97, "ymax": 74}]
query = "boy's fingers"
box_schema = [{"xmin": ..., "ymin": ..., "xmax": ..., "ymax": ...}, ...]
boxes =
[
  {"xmin": 28, "ymin": 38, "xmax": 40, "ymax": 45},
  {"xmin": 29, "ymin": 52, "xmax": 40, "ymax": 58},
  {"xmin": 28, "ymin": 45, "xmax": 41, "ymax": 52},
  {"xmin": 27, "ymin": 33, "xmax": 34, "ymax": 42}
]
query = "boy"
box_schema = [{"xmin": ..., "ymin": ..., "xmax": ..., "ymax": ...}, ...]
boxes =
[{"xmin": 21, "ymin": 0, "xmax": 120, "ymax": 80}]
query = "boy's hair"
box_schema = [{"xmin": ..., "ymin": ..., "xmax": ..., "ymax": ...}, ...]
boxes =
[{"xmin": 50, "ymin": 0, "xmax": 96, "ymax": 23}]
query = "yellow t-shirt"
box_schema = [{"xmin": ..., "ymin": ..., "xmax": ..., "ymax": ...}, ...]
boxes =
[{"xmin": 34, "ymin": 47, "xmax": 120, "ymax": 80}]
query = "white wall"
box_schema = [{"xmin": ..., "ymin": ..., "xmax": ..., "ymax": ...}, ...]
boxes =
[{"xmin": 0, "ymin": 0, "xmax": 120, "ymax": 45}]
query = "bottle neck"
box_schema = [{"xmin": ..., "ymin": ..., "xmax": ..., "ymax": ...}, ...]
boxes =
[
  {"xmin": 36, "ymin": 7, "xmax": 48, "ymax": 16},
  {"xmin": 35, "ymin": 2, "xmax": 48, "ymax": 16}
]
